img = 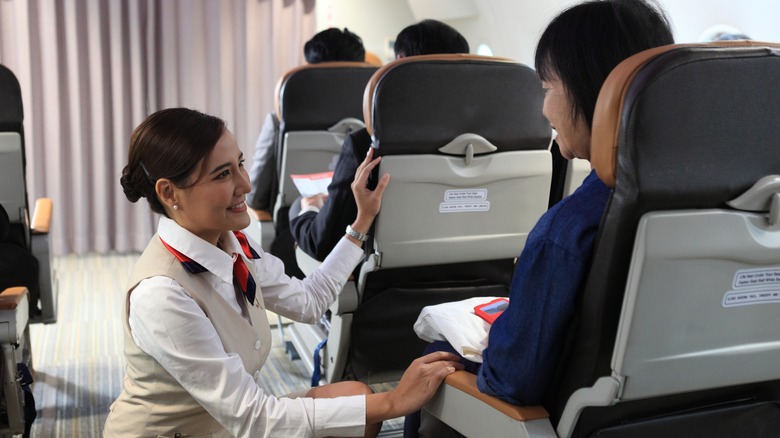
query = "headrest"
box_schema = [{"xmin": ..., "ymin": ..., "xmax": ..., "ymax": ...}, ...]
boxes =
[
  {"xmin": 0, "ymin": 64, "xmax": 23, "ymax": 133},
  {"xmin": 274, "ymin": 62, "xmax": 378, "ymax": 131},
  {"xmin": 363, "ymin": 54, "xmax": 550, "ymax": 155},
  {"xmin": 592, "ymin": 41, "xmax": 780, "ymax": 189}
]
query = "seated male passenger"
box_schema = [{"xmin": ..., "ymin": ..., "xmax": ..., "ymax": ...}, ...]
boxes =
[
  {"xmin": 248, "ymin": 27, "xmax": 367, "ymax": 278},
  {"xmin": 247, "ymin": 27, "xmax": 367, "ymax": 221},
  {"xmin": 290, "ymin": 19, "xmax": 470, "ymax": 261},
  {"xmin": 405, "ymin": 1, "xmax": 674, "ymax": 436}
]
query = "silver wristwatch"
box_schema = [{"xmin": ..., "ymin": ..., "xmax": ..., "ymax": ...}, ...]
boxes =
[{"xmin": 345, "ymin": 225, "xmax": 369, "ymax": 242}]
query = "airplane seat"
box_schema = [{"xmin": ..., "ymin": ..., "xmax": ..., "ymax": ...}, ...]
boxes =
[
  {"xmin": 291, "ymin": 54, "xmax": 552, "ymax": 384},
  {"xmin": 423, "ymin": 41, "xmax": 780, "ymax": 438},
  {"xmin": 257, "ymin": 62, "xmax": 377, "ymax": 277},
  {"xmin": 0, "ymin": 64, "xmax": 28, "ymax": 250},
  {"xmin": 0, "ymin": 65, "xmax": 37, "ymax": 433},
  {"xmin": 0, "ymin": 64, "xmax": 57, "ymax": 324}
]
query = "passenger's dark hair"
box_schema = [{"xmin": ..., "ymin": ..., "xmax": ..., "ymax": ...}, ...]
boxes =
[
  {"xmin": 304, "ymin": 28, "xmax": 366, "ymax": 64},
  {"xmin": 394, "ymin": 19, "xmax": 470, "ymax": 57},
  {"xmin": 535, "ymin": 0, "xmax": 674, "ymax": 130},
  {"xmin": 120, "ymin": 108, "xmax": 226, "ymax": 216}
]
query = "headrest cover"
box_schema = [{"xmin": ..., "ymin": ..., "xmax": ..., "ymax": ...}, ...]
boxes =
[
  {"xmin": 364, "ymin": 54, "xmax": 551, "ymax": 155},
  {"xmin": 591, "ymin": 41, "xmax": 780, "ymax": 188},
  {"xmin": 0, "ymin": 64, "xmax": 23, "ymax": 132},
  {"xmin": 274, "ymin": 62, "xmax": 378, "ymax": 131}
]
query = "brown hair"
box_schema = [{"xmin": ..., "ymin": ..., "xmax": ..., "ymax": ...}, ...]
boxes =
[{"xmin": 120, "ymin": 108, "xmax": 226, "ymax": 216}]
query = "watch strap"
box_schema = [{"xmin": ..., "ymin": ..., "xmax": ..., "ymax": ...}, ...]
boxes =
[{"xmin": 345, "ymin": 224, "xmax": 369, "ymax": 242}]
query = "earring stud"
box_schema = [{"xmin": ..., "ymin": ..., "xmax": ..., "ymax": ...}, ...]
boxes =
[{"xmin": 173, "ymin": 204, "xmax": 179, "ymax": 210}]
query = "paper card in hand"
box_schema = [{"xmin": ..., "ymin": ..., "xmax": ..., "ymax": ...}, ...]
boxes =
[{"xmin": 290, "ymin": 171, "xmax": 334, "ymax": 197}]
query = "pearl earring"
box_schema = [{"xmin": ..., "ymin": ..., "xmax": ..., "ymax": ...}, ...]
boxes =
[{"xmin": 173, "ymin": 204, "xmax": 179, "ymax": 210}]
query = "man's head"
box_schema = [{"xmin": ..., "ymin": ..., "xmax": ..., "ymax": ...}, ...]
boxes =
[
  {"xmin": 393, "ymin": 19, "xmax": 469, "ymax": 59},
  {"xmin": 304, "ymin": 28, "xmax": 366, "ymax": 64}
]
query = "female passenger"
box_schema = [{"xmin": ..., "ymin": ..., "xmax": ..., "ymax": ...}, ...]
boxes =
[
  {"xmin": 106, "ymin": 108, "xmax": 463, "ymax": 437},
  {"xmin": 407, "ymin": 0, "xmax": 674, "ymax": 436}
]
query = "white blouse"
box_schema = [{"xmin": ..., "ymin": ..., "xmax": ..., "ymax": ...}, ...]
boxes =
[{"xmin": 128, "ymin": 217, "xmax": 366, "ymax": 437}]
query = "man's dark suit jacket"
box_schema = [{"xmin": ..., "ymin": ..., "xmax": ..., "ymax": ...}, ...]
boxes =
[{"xmin": 290, "ymin": 128, "xmax": 372, "ymax": 261}]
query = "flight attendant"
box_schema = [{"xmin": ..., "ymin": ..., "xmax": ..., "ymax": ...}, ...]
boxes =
[{"xmin": 106, "ymin": 107, "xmax": 462, "ymax": 438}]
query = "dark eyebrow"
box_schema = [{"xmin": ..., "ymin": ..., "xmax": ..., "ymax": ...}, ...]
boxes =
[
  {"xmin": 208, "ymin": 153, "xmax": 243, "ymax": 175},
  {"xmin": 209, "ymin": 162, "xmax": 230, "ymax": 175}
]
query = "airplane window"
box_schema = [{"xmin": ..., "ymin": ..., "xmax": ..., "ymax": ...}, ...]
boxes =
[
  {"xmin": 699, "ymin": 24, "xmax": 749, "ymax": 42},
  {"xmin": 477, "ymin": 43, "xmax": 493, "ymax": 56}
]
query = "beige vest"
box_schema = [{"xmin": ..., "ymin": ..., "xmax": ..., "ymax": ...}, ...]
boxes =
[{"xmin": 104, "ymin": 235, "xmax": 272, "ymax": 438}]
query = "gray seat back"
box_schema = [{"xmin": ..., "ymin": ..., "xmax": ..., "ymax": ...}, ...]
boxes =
[
  {"xmin": 364, "ymin": 54, "xmax": 552, "ymax": 269},
  {"xmin": 273, "ymin": 62, "xmax": 377, "ymax": 213},
  {"xmin": 346, "ymin": 54, "xmax": 551, "ymax": 382}
]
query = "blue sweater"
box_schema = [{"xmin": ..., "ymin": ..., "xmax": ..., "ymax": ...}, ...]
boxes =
[{"xmin": 477, "ymin": 170, "xmax": 610, "ymax": 405}]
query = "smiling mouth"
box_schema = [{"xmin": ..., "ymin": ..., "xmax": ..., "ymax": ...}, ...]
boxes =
[{"xmin": 228, "ymin": 201, "xmax": 246, "ymax": 210}]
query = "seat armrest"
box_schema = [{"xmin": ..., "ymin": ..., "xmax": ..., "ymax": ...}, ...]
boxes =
[
  {"xmin": 31, "ymin": 197, "xmax": 52, "ymax": 235},
  {"xmin": 0, "ymin": 287, "xmax": 28, "ymax": 310},
  {"xmin": 444, "ymin": 371, "xmax": 549, "ymax": 422},
  {"xmin": 424, "ymin": 371, "xmax": 556, "ymax": 437},
  {"xmin": 0, "ymin": 287, "xmax": 29, "ymax": 344}
]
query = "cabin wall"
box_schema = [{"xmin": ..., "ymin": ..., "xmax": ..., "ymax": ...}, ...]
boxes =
[{"xmin": 317, "ymin": 0, "xmax": 780, "ymax": 67}]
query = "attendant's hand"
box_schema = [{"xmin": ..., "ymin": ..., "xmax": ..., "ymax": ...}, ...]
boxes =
[
  {"xmin": 301, "ymin": 193, "xmax": 327, "ymax": 211},
  {"xmin": 351, "ymin": 148, "xmax": 390, "ymax": 229},
  {"xmin": 366, "ymin": 351, "xmax": 463, "ymax": 422},
  {"xmin": 392, "ymin": 351, "xmax": 463, "ymax": 413}
]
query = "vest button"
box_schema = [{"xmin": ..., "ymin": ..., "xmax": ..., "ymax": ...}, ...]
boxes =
[{"xmin": 255, "ymin": 340, "xmax": 262, "ymax": 350}]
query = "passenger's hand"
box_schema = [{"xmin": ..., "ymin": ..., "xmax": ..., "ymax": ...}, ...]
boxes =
[
  {"xmin": 351, "ymin": 147, "xmax": 390, "ymax": 225},
  {"xmin": 390, "ymin": 351, "xmax": 463, "ymax": 414},
  {"xmin": 301, "ymin": 193, "xmax": 327, "ymax": 211}
]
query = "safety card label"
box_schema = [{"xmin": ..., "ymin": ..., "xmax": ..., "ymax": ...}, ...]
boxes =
[
  {"xmin": 439, "ymin": 189, "xmax": 490, "ymax": 213},
  {"xmin": 722, "ymin": 267, "xmax": 780, "ymax": 308}
]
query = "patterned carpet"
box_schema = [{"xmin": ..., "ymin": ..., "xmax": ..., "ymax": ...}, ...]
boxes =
[{"xmin": 27, "ymin": 253, "xmax": 402, "ymax": 437}]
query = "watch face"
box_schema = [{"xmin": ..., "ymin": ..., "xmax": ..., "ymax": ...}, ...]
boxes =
[{"xmin": 347, "ymin": 225, "xmax": 368, "ymax": 241}]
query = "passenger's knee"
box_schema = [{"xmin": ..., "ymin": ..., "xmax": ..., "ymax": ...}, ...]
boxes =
[{"xmin": 342, "ymin": 380, "xmax": 373, "ymax": 396}]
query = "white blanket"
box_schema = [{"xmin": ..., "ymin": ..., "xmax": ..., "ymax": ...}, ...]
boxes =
[{"xmin": 413, "ymin": 296, "xmax": 503, "ymax": 363}]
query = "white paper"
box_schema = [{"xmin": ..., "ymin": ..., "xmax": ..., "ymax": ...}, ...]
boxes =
[{"xmin": 290, "ymin": 171, "xmax": 333, "ymax": 197}]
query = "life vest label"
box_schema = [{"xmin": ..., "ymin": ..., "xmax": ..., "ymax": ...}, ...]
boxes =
[{"xmin": 723, "ymin": 267, "xmax": 780, "ymax": 307}]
